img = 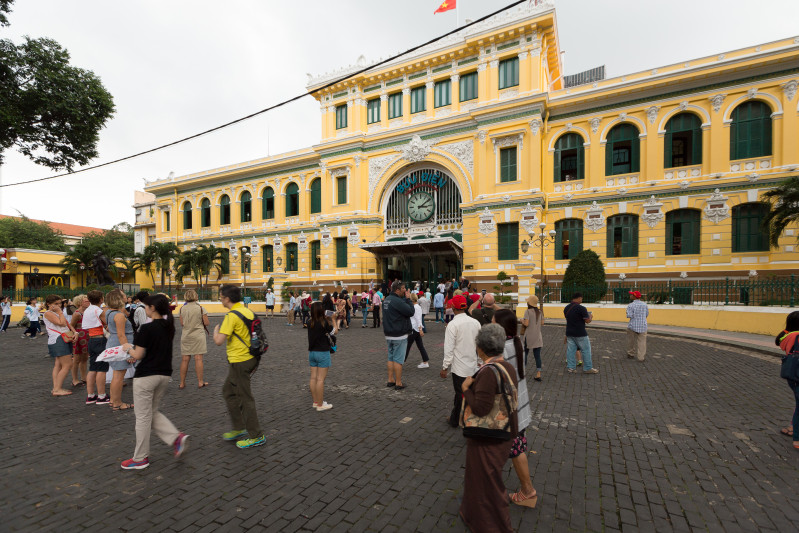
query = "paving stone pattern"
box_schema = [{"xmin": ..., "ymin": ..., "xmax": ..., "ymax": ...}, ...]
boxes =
[{"xmin": 1, "ymin": 318, "xmax": 798, "ymax": 532}]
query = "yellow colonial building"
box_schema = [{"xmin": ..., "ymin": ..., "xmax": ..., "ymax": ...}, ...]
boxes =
[{"xmin": 145, "ymin": 1, "xmax": 799, "ymax": 305}]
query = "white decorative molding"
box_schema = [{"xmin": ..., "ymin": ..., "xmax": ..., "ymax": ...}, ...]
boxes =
[
  {"xmin": 709, "ymin": 94, "xmax": 726, "ymax": 112},
  {"xmin": 678, "ymin": 101, "xmax": 689, "ymax": 112},
  {"xmin": 396, "ymin": 134, "xmax": 434, "ymax": 163},
  {"xmin": 747, "ymin": 88, "xmax": 758, "ymax": 99},
  {"xmin": 297, "ymin": 232, "xmax": 308, "ymax": 252},
  {"xmin": 747, "ymin": 173, "xmax": 759, "ymax": 183},
  {"xmin": 499, "ymin": 88, "xmax": 519, "ymax": 100},
  {"xmin": 320, "ymin": 226, "xmax": 333, "ymax": 248},
  {"xmin": 783, "ymin": 79, "xmax": 797, "ymax": 101},
  {"xmin": 679, "ymin": 180, "xmax": 690, "ymax": 189},
  {"xmin": 347, "ymin": 224, "xmax": 360, "ymax": 246},
  {"xmin": 703, "ymin": 189, "xmax": 730, "ymax": 224},
  {"xmin": 641, "ymin": 196, "xmax": 664, "ymax": 229},
  {"xmin": 353, "ymin": 155, "xmax": 363, "ymax": 167},
  {"xmin": 529, "ymin": 118, "xmax": 542, "ymax": 136},
  {"xmin": 518, "ymin": 203, "xmax": 539, "ymax": 235},
  {"xmin": 477, "ymin": 62, "xmax": 488, "ymax": 73},
  {"xmin": 330, "ymin": 166, "xmax": 349, "ymax": 178},
  {"xmin": 657, "ymin": 103, "xmax": 711, "ymax": 133},
  {"xmin": 402, "ymin": 87, "xmax": 411, "ymax": 96},
  {"xmin": 273, "ymin": 235, "xmax": 283, "ymax": 254},
  {"xmin": 368, "ymin": 154, "xmax": 401, "ymax": 205},
  {"xmin": 589, "ymin": 117, "xmax": 601, "ymax": 134},
  {"xmin": 491, "ymin": 132, "xmax": 524, "ymax": 154},
  {"xmin": 585, "ymin": 201, "xmax": 605, "ymax": 232},
  {"xmin": 436, "ymin": 140, "xmax": 474, "ymax": 177},
  {"xmin": 478, "ymin": 208, "xmax": 497, "ymax": 236},
  {"xmin": 380, "ymin": 93, "xmax": 388, "ymax": 102},
  {"xmin": 477, "ymin": 130, "xmax": 488, "ymax": 144},
  {"xmin": 646, "ymin": 106, "xmax": 660, "ymax": 124}
]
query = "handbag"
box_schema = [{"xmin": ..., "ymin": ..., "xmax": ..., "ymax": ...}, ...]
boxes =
[
  {"xmin": 18, "ymin": 316, "xmax": 31, "ymax": 328},
  {"xmin": 326, "ymin": 331, "xmax": 337, "ymax": 354},
  {"xmin": 48, "ymin": 327, "xmax": 75, "ymax": 343},
  {"xmin": 459, "ymin": 363, "xmax": 518, "ymax": 440},
  {"xmin": 780, "ymin": 338, "xmax": 799, "ymax": 381}
]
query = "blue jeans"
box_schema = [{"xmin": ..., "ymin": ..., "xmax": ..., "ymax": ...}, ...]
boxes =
[
  {"xmin": 421, "ymin": 314, "xmax": 427, "ymax": 333},
  {"xmin": 566, "ymin": 336, "xmax": 593, "ymax": 371},
  {"xmin": 525, "ymin": 346, "xmax": 542, "ymax": 371},
  {"xmin": 386, "ymin": 338, "xmax": 408, "ymax": 364},
  {"xmin": 435, "ymin": 307, "xmax": 444, "ymax": 322},
  {"xmin": 362, "ymin": 308, "xmax": 369, "ymax": 326},
  {"xmin": 1, "ymin": 315, "xmax": 11, "ymax": 331},
  {"xmin": 788, "ymin": 379, "xmax": 799, "ymax": 441}
]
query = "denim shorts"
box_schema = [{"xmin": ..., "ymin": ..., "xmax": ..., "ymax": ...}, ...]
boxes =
[
  {"xmin": 48, "ymin": 336, "xmax": 73, "ymax": 358},
  {"xmin": 108, "ymin": 359, "xmax": 133, "ymax": 372},
  {"xmin": 309, "ymin": 350, "xmax": 331, "ymax": 368},
  {"xmin": 386, "ymin": 338, "xmax": 407, "ymax": 364},
  {"xmin": 88, "ymin": 336, "xmax": 109, "ymax": 372}
]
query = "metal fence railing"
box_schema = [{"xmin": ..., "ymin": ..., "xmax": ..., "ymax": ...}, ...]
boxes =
[{"xmin": 538, "ymin": 277, "xmax": 797, "ymax": 307}]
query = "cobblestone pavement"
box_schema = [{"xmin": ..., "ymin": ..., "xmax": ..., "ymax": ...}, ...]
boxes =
[{"xmin": 1, "ymin": 318, "xmax": 798, "ymax": 532}]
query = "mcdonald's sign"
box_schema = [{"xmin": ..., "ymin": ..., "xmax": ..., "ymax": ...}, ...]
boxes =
[{"xmin": 46, "ymin": 275, "xmax": 66, "ymax": 287}]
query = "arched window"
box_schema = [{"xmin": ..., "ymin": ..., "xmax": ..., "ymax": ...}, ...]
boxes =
[
  {"xmin": 200, "ymin": 198, "xmax": 211, "ymax": 227},
  {"xmin": 555, "ymin": 219, "xmax": 583, "ymax": 260},
  {"xmin": 605, "ymin": 123, "xmax": 640, "ymax": 176},
  {"xmin": 732, "ymin": 202, "xmax": 770, "ymax": 252},
  {"xmin": 666, "ymin": 209, "xmax": 701, "ymax": 255},
  {"xmin": 665, "ymin": 113, "xmax": 702, "ymax": 168},
  {"xmin": 286, "ymin": 242, "xmax": 298, "ymax": 271},
  {"xmin": 261, "ymin": 187, "xmax": 274, "ymax": 220},
  {"xmin": 182, "ymin": 202, "xmax": 192, "ymax": 230},
  {"xmin": 607, "ymin": 214, "xmax": 639, "ymax": 257},
  {"xmin": 240, "ymin": 191, "xmax": 252, "ymax": 223},
  {"xmin": 285, "ymin": 183, "xmax": 299, "ymax": 217},
  {"xmin": 730, "ymin": 101, "xmax": 772, "ymax": 160},
  {"xmin": 262, "ymin": 245, "xmax": 273, "ymax": 273},
  {"xmin": 554, "ymin": 133, "xmax": 585, "ymax": 182},
  {"xmin": 219, "ymin": 195, "xmax": 231, "ymax": 225},
  {"xmin": 310, "ymin": 179, "xmax": 321, "ymax": 214}
]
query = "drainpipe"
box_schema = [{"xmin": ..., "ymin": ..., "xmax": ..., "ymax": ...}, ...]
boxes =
[{"xmin": 173, "ymin": 187, "xmax": 179, "ymax": 246}]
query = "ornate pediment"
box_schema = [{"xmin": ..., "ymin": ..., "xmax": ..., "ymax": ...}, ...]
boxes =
[
  {"xmin": 320, "ymin": 226, "xmax": 333, "ymax": 248},
  {"xmin": 640, "ymin": 196, "xmax": 664, "ymax": 228},
  {"xmin": 585, "ymin": 201, "xmax": 605, "ymax": 232},
  {"xmin": 478, "ymin": 208, "xmax": 497, "ymax": 236},
  {"xmin": 396, "ymin": 134, "xmax": 434, "ymax": 163},
  {"xmin": 703, "ymin": 188, "xmax": 730, "ymax": 224},
  {"xmin": 519, "ymin": 203, "xmax": 540, "ymax": 235}
]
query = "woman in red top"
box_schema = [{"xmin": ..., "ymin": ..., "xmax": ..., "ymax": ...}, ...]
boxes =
[
  {"xmin": 70, "ymin": 294, "xmax": 90, "ymax": 387},
  {"xmin": 777, "ymin": 311, "xmax": 799, "ymax": 449}
]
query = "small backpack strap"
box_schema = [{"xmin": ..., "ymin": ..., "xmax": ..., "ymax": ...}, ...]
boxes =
[{"xmin": 229, "ymin": 310, "xmax": 251, "ymax": 349}]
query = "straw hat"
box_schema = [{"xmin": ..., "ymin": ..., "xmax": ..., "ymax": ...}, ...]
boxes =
[{"xmin": 526, "ymin": 295, "xmax": 539, "ymax": 307}]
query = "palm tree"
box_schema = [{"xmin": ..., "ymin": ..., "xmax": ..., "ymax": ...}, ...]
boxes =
[
  {"xmin": 762, "ymin": 177, "xmax": 799, "ymax": 248},
  {"xmin": 143, "ymin": 241, "xmax": 180, "ymax": 289},
  {"xmin": 132, "ymin": 251, "xmax": 157, "ymax": 287},
  {"xmin": 59, "ymin": 248, "xmax": 93, "ymax": 287},
  {"xmin": 173, "ymin": 249, "xmax": 201, "ymax": 288},
  {"xmin": 195, "ymin": 245, "xmax": 226, "ymax": 290}
]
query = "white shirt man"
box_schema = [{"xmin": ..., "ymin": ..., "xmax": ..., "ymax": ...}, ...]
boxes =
[
  {"xmin": 440, "ymin": 295, "xmax": 481, "ymax": 428},
  {"xmin": 265, "ymin": 289, "xmax": 275, "ymax": 317},
  {"xmin": 417, "ymin": 294, "xmax": 431, "ymax": 333},
  {"xmin": 287, "ymin": 294, "xmax": 298, "ymax": 325}
]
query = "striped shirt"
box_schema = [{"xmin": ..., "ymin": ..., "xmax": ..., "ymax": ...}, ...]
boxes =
[{"xmin": 626, "ymin": 299, "xmax": 649, "ymax": 333}]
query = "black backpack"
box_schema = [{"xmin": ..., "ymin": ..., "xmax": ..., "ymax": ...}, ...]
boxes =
[
  {"xmin": 127, "ymin": 304, "xmax": 142, "ymax": 333},
  {"xmin": 230, "ymin": 310, "xmax": 269, "ymax": 360}
]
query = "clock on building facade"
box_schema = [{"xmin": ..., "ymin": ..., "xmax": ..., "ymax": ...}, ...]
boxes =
[{"xmin": 407, "ymin": 191, "xmax": 435, "ymax": 222}]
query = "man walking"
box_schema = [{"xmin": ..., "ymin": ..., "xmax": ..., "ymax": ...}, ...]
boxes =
[
  {"xmin": 564, "ymin": 292, "xmax": 598, "ymax": 374},
  {"xmin": 213, "ymin": 285, "xmax": 266, "ymax": 449},
  {"xmin": 286, "ymin": 291, "xmax": 297, "ymax": 326},
  {"xmin": 382, "ymin": 280, "xmax": 415, "ymax": 390},
  {"xmin": 626, "ymin": 290, "xmax": 649, "ymax": 361},
  {"xmin": 440, "ymin": 295, "xmax": 481, "ymax": 427},
  {"xmin": 418, "ymin": 291, "xmax": 431, "ymax": 333},
  {"xmin": 265, "ymin": 289, "xmax": 275, "ymax": 318},
  {"xmin": 433, "ymin": 290, "xmax": 445, "ymax": 323}
]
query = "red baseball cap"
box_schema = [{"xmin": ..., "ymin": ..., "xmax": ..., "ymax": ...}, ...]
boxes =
[
  {"xmin": 450, "ymin": 295, "xmax": 468, "ymax": 310},
  {"xmin": 629, "ymin": 290, "xmax": 642, "ymax": 299}
]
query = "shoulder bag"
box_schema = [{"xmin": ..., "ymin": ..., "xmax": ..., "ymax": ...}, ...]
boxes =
[
  {"xmin": 459, "ymin": 363, "xmax": 518, "ymax": 440},
  {"xmin": 780, "ymin": 338, "xmax": 799, "ymax": 382}
]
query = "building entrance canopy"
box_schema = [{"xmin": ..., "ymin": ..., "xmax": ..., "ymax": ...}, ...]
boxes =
[
  {"xmin": 362, "ymin": 236, "xmax": 463, "ymax": 288},
  {"xmin": 360, "ymin": 236, "xmax": 462, "ymax": 257}
]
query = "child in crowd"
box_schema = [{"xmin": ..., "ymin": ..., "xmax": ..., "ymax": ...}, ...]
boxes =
[
  {"xmin": 22, "ymin": 297, "xmax": 40, "ymax": 338},
  {"xmin": 83, "ymin": 290, "xmax": 109, "ymax": 405}
]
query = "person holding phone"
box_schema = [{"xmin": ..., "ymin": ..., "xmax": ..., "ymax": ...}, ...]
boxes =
[{"xmin": 469, "ymin": 291, "xmax": 499, "ymax": 326}]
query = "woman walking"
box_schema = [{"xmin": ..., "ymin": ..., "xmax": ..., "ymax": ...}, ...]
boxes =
[
  {"xmin": 22, "ymin": 297, "xmax": 40, "ymax": 338},
  {"xmin": 106, "ymin": 289, "xmax": 135, "ymax": 410},
  {"xmin": 522, "ymin": 295, "xmax": 544, "ymax": 381},
  {"xmin": 405, "ymin": 293, "xmax": 430, "ymax": 368},
  {"xmin": 371, "ymin": 289, "xmax": 382, "ymax": 328},
  {"xmin": 360, "ymin": 291, "xmax": 369, "ymax": 328},
  {"xmin": 43, "ymin": 295, "xmax": 75, "ymax": 396},
  {"xmin": 776, "ymin": 311, "xmax": 799, "ymax": 449},
  {"xmin": 179, "ymin": 289, "xmax": 210, "ymax": 389},
  {"xmin": 335, "ymin": 293, "xmax": 348, "ymax": 330},
  {"xmin": 120, "ymin": 293, "xmax": 188, "ymax": 470},
  {"xmin": 460, "ymin": 323, "xmax": 518, "ymax": 532},
  {"xmin": 1, "ymin": 295, "xmax": 13, "ymax": 332},
  {"xmin": 307, "ymin": 301, "xmax": 335, "ymax": 411},
  {"xmin": 494, "ymin": 309, "xmax": 538, "ymax": 508},
  {"xmin": 70, "ymin": 294, "xmax": 90, "ymax": 387}
]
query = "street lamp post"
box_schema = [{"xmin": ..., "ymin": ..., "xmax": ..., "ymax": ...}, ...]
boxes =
[
  {"xmin": 167, "ymin": 269, "xmax": 173, "ymax": 297},
  {"xmin": 520, "ymin": 222, "xmax": 557, "ymax": 309},
  {"xmin": 233, "ymin": 246, "xmax": 252, "ymax": 294},
  {"xmin": 79, "ymin": 263, "xmax": 86, "ymax": 288}
]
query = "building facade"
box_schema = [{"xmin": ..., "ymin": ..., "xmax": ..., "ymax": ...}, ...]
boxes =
[{"xmin": 144, "ymin": 1, "xmax": 799, "ymax": 304}]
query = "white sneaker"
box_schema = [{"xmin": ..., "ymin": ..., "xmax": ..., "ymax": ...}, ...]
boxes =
[
  {"xmin": 315, "ymin": 401, "xmax": 333, "ymax": 411},
  {"xmin": 417, "ymin": 362, "xmax": 430, "ymax": 369}
]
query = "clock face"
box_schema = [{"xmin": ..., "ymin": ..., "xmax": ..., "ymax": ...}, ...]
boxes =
[{"xmin": 407, "ymin": 191, "xmax": 435, "ymax": 222}]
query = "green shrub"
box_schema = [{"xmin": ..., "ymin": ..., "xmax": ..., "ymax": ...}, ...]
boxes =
[{"xmin": 562, "ymin": 250, "xmax": 607, "ymax": 303}]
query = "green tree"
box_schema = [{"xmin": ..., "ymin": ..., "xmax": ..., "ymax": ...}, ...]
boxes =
[
  {"xmin": 77, "ymin": 223, "xmax": 135, "ymax": 260},
  {"xmin": 493, "ymin": 271, "xmax": 512, "ymax": 304},
  {"xmin": 195, "ymin": 245, "xmax": 225, "ymax": 289},
  {"xmin": 562, "ymin": 249, "xmax": 607, "ymax": 303},
  {"xmin": 761, "ymin": 177, "xmax": 799, "ymax": 248},
  {"xmin": 0, "ymin": 215, "xmax": 67, "ymax": 251},
  {"xmin": 0, "ymin": 0, "xmax": 115, "ymax": 170},
  {"xmin": 173, "ymin": 249, "xmax": 201, "ymax": 289},
  {"xmin": 143, "ymin": 241, "xmax": 180, "ymax": 289}
]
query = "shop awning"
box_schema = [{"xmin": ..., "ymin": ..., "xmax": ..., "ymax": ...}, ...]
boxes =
[{"xmin": 359, "ymin": 236, "xmax": 463, "ymax": 257}]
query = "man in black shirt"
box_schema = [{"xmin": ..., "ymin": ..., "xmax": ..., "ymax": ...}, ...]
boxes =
[{"xmin": 563, "ymin": 292, "xmax": 598, "ymax": 374}]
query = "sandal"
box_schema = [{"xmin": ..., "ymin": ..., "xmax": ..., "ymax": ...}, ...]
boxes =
[
  {"xmin": 112, "ymin": 403, "xmax": 134, "ymax": 410},
  {"xmin": 780, "ymin": 427, "xmax": 793, "ymax": 437},
  {"xmin": 510, "ymin": 489, "xmax": 538, "ymax": 508},
  {"xmin": 51, "ymin": 390, "xmax": 73, "ymax": 396},
  {"xmin": 534, "ymin": 371, "xmax": 542, "ymax": 382},
  {"xmin": 386, "ymin": 382, "xmax": 396, "ymax": 387},
  {"xmin": 72, "ymin": 381, "xmax": 85, "ymax": 388}
]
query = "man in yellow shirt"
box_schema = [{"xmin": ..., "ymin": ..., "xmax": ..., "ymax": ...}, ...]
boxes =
[{"xmin": 213, "ymin": 285, "xmax": 265, "ymax": 449}]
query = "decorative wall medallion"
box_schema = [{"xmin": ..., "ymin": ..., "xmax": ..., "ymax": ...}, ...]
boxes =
[
  {"xmin": 249, "ymin": 238, "xmax": 260, "ymax": 256},
  {"xmin": 491, "ymin": 133, "xmax": 524, "ymax": 154},
  {"xmin": 747, "ymin": 88, "xmax": 758, "ymax": 99},
  {"xmin": 529, "ymin": 118, "xmax": 542, "ymax": 136},
  {"xmin": 782, "ymin": 79, "xmax": 797, "ymax": 101},
  {"xmin": 709, "ymin": 94, "xmax": 726, "ymax": 112},
  {"xmin": 679, "ymin": 180, "xmax": 690, "ymax": 189},
  {"xmin": 437, "ymin": 140, "xmax": 474, "ymax": 176},
  {"xmin": 618, "ymin": 188, "xmax": 628, "ymax": 195},
  {"xmin": 353, "ymin": 155, "xmax": 363, "ymax": 167},
  {"xmin": 703, "ymin": 189, "xmax": 730, "ymax": 224},
  {"xmin": 646, "ymin": 106, "xmax": 659, "ymax": 124},
  {"xmin": 564, "ymin": 193, "xmax": 573, "ymax": 201},
  {"xmin": 747, "ymin": 173, "xmax": 759, "ymax": 182},
  {"xmin": 678, "ymin": 101, "xmax": 688, "ymax": 111},
  {"xmin": 619, "ymin": 112, "xmax": 627, "ymax": 121},
  {"xmin": 589, "ymin": 117, "xmax": 601, "ymax": 134},
  {"xmin": 320, "ymin": 226, "xmax": 333, "ymax": 248},
  {"xmin": 347, "ymin": 224, "xmax": 360, "ymax": 246},
  {"xmin": 298, "ymin": 232, "xmax": 308, "ymax": 252},
  {"xmin": 641, "ymin": 196, "xmax": 664, "ymax": 228},
  {"xmin": 273, "ymin": 236, "xmax": 283, "ymax": 254},
  {"xmin": 477, "ymin": 130, "xmax": 488, "ymax": 144},
  {"xmin": 519, "ymin": 203, "xmax": 539, "ymax": 234},
  {"xmin": 396, "ymin": 134, "xmax": 434, "ymax": 163},
  {"xmin": 478, "ymin": 208, "xmax": 497, "ymax": 236},
  {"xmin": 585, "ymin": 201, "xmax": 605, "ymax": 232},
  {"xmin": 502, "ymin": 195, "xmax": 511, "ymax": 202}
]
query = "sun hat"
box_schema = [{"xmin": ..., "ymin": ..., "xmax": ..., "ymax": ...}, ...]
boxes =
[{"xmin": 526, "ymin": 295, "xmax": 539, "ymax": 307}]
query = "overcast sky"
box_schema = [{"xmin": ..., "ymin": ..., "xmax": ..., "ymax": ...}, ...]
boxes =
[{"xmin": 0, "ymin": 0, "xmax": 796, "ymax": 230}]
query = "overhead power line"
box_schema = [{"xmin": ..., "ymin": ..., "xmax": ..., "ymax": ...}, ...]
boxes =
[{"xmin": 0, "ymin": 0, "xmax": 528, "ymax": 189}]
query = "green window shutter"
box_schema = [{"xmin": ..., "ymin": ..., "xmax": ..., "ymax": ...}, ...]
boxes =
[
  {"xmin": 221, "ymin": 249, "xmax": 229, "ymax": 275},
  {"xmin": 183, "ymin": 206, "xmax": 192, "ymax": 230},
  {"xmin": 335, "ymin": 105, "xmax": 347, "ymax": 130},
  {"xmin": 553, "ymin": 149, "xmax": 561, "ymax": 183},
  {"xmin": 262, "ymin": 246, "xmax": 273, "ymax": 272},
  {"xmin": 337, "ymin": 177, "xmax": 347, "ymax": 204},
  {"xmin": 220, "ymin": 196, "xmax": 230, "ymax": 225},
  {"xmin": 286, "ymin": 243, "xmax": 298, "ymax": 272},
  {"xmin": 434, "ymin": 79, "xmax": 451, "ymax": 108},
  {"xmin": 666, "ymin": 215, "xmax": 674, "ymax": 255},
  {"xmin": 572, "ymin": 223, "xmax": 583, "ymax": 259},
  {"xmin": 576, "ymin": 141, "xmax": 585, "ymax": 180},
  {"xmin": 165, "ymin": 213, "xmax": 170, "ymax": 232},
  {"xmin": 459, "ymin": 72, "xmax": 478, "ymax": 102},
  {"xmin": 240, "ymin": 192, "xmax": 252, "ymax": 223},
  {"xmin": 367, "ymin": 98, "xmax": 380, "ymax": 124},
  {"xmin": 388, "ymin": 93, "xmax": 402, "ymax": 119},
  {"xmin": 691, "ymin": 128, "xmax": 702, "ymax": 165},
  {"xmin": 631, "ymin": 136, "xmax": 640, "ymax": 173},
  {"xmin": 555, "ymin": 223, "xmax": 564, "ymax": 260},
  {"xmin": 498, "ymin": 223, "xmax": 519, "ymax": 260},
  {"xmin": 262, "ymin": 188, "xmax": 274, "ymax": 219},
  {"xmin": 310, "ymin": 241, "xmax": 320, "ymax": 270},
  {"xmin": 500, "ymin": 147, "xmax": 517, "ymax": 182},
  {"xmin": 411, "ymin": 86, "xmax": 426, "ymax": 114},
  {"xmin": 605, "ymin": 139, "xmax": 613, "ymax": 176},
  {"xmin": 335, "ymin": 238, "xmax": 347, "ymax": 268},
  {"xmin": 312, "ymin": 180, "xmax": 322, "ymax": 212},
  {"xmin": 732, "ymin": 203, "xmax": 769, "ymax": 252},
  {"xmin": 664, "ymin": 132, "xmax": 673, "ymax": 168},
  {"xmin": 499, "ymin": 57, "xmax": 519, "ymax": 89},
  {"xmin": 286, "ymin": 183, "xmax": 299, "ymax": 217}
]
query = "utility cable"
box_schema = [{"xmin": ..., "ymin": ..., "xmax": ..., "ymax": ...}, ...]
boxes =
[{"xmin": 0, "ymin": 0, "xmax": 529, "ymax": 188}]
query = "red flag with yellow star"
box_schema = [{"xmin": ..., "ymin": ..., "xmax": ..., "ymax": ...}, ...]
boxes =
[{"xmin": 434, "ymin": 0, "xmax": 456, "ymax": 14}]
